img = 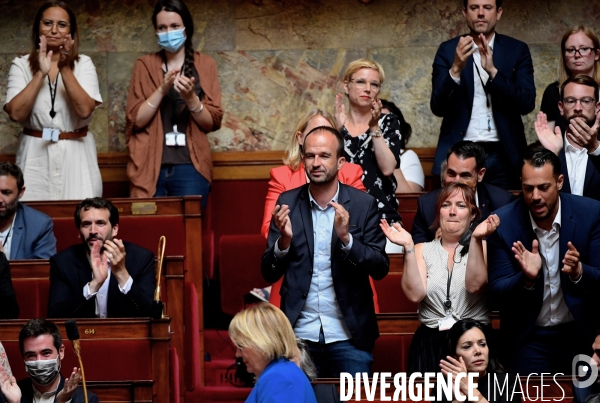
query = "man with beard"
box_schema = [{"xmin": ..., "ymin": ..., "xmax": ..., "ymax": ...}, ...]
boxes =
[
  {"xmin": 47, "ymin": 197, "xmax": 154, "ymax": 318},
  {"xmin": 487, "ymin": 148, "xmax": 600, "ymax": 374},
  {"xmin": 535, "ymin": 74, "xmax": 600, "ymax": 200},
  {"xmin": 0, "ymin": 319, "xmax": 98, "ymax": 403},
  {"xmin": 430, "ymin": 0, "xmax": 535, "ymax": 190},
  {"xmin": 0, "ymin": 162, "xmax": 55, "ymax": 259},
  {"xmin": 261, "ymin": 126, "xmax": 388, "ymax": 377}
]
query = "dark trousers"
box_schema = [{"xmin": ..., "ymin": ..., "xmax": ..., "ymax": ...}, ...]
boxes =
[{"xmin": 478, "ymin": 141, "xmax": 521, "ymax": 191}]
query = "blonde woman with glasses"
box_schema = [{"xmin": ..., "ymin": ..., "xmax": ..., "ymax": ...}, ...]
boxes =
[{"xmin": 335, "ymin": 59, "xmax": 403, "ymax": 224}]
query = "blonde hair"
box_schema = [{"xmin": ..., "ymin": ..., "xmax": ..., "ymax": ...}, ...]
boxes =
[
  {"xmin": 283, "ymin": 108, "xmax": 336, "ymax": 171},
  {"xmin": 558, "ymin": 26, "xmax": 600, "ymax": 86},
  {"xmin": 228, "ymin": 303, "xmax": 297, "ymax": 362},
  {"xmin": 343, "ymin": 59, "xmax": 385, "ymax": 84}
]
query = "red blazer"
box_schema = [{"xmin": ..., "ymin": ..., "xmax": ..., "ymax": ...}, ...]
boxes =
[{"xmin": 262, "ymin": 162, "xmax": 380, "ymax": 313}]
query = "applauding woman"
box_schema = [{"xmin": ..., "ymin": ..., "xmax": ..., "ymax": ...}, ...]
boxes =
[
  {"xmin": 4, "ymin": 1, "xmax": 102, "ymax": 201},
  {"xmin": 336, "ymin": 59, "xmax": 403, "ymax": 223},
  {"xmin": 126, "ymin": 0, "xmax": 223, "ymax": 208},
  {"xmin": 380, "ymin": 183, "xmax": 500, "ymax": 374}
]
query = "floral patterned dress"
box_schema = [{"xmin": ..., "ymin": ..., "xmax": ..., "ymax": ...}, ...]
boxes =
[
  {"xmin": 342, "ymin": 113, "xmax": 403, "ymax": 223},
  {"xmin": 0, "ymin": 342, "xmax": 12, "ymax": 376}
]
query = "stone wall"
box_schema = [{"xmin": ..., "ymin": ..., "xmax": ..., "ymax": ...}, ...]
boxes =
[{"xmin": 0, "ymin": 0, "xmax": 597, "ymax": 154}]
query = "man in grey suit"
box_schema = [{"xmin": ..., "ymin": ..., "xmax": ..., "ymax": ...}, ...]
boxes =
[{"xmin": 0, "ymin": 162, "xmax": 56, "ymax": 260}]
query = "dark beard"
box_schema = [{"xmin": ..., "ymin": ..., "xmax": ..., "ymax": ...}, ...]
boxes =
[{"xmin": 0, "ymin": 200, "xmax": 18, "ymax": 219}]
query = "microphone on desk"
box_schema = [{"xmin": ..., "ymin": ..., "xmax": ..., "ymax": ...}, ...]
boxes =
[
  {"xmin": 152, "ymin": 236, "xmax": 166, "ymax": 320},
  {"xmin": 65, "ymin": 320, "xmax": 88, "ymax": 403}
]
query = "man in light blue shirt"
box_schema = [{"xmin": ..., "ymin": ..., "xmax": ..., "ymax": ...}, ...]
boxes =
[{"xmin": 262, "ymin": 126, "xmax": 389, "ymax": 377}]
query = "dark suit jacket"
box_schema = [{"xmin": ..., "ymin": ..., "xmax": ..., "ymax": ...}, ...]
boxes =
[
  {"xmin": 17, "ymin": 376, "xmax": 98, "ymax": 403},
  {"xmin": 261, "ymin": 183, "xmax": 389, "ymax": 352},
  {"xmin": 47, "ymin": 241, "xmax": 155, "ymax": 318},
  {"xmin": 559, "ymin": 147, "xmax": 600, "ymax": 201},
  {"xmin": 430, "ymin": 33, "xmax": 535, "ymax": 175},
  {"xmin": 411, "ymin": 182, "xmax": 516, "ymax": 244},
  {"xmin": 0, "ymin": 253, "xmax": 18, "ymax": 319},
  {"xmin": 11, "ymin": 203, "xmax": 56, "ymax": 260},
  {"xmin": 487, "ymin": 193, "xmax": 600, "ymax": 349}
]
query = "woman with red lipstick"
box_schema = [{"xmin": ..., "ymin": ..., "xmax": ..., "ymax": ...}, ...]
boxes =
[
  {"xmin": 336, "ymin": 59, "xmax": 403, "ymax": 224},
  {"xmin": 380, "ymin": 182, "xmax": 500, "ymax": 374},
  {"xmin": 440, "ymin": 319, "xmax": 519, "ymax": 403},
  {"xmin": 540, "ymin": 26, "xmax": 600, "ymax": 133},
  {"xmin": 4, "ymin": 1, "xmax": 102, "ymax": 201}
]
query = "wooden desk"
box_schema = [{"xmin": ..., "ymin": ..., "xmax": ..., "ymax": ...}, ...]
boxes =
[
  {"xmin": 0, "ymin": 318, "xmax": 170, "ymax": 403},
  {"xmin": 377, "ymin": 313, "xmax": 501, "ymax": 335},
  {"xmin": 10, "ymin": 256, "xmax": 186, "ymax": 394}
]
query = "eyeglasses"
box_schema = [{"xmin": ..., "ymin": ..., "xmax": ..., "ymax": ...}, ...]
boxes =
[
  {"xmin": 564, "ymin": 47, "xmax": 596, "ymax": 57},
  {"xmin": 349, "ymin": 78, "xmax": 380, "ymax": 91},
  {"xmin": 562, "ymin": 97, "xmax": 596, "ymax": 109},
  {"xmin": 40, "ymin": 19, "xmax": 70, "ymax": 32}
]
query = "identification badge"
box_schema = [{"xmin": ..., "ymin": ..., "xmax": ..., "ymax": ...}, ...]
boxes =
[
  {"xmin": 42, "ymin": 128, "xmax": 60, "ymax": 142},
  {"xmin": 479, "ymin": 115, "xmax": 496, "ymax": 131},
  {"xmin": 438, "ymin": 314, "xmax": 457, "ymax": 331},
  {"xmin": 165, "ymin": 125, "xmax": 186, "ymax": 147}
]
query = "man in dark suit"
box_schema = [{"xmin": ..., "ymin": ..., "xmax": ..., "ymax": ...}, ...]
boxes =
[
  {"xmin": 535, "ymin": 75, "xmax": 600, "ymax": 201},
  {"xmin": 0, "ymin": 162, "xmax": 56, "ymax": 260},
  {"xmin": 48, "ymin": 197, "xmax": 154, "ymax": 318},
  {"xmin": 0, "ymin": 319, "xmax": 98, "ymax": 403},
  {"xmin": 262, "ymin": 126, "xmax": 388, "ymax": 377},
  {"xmin": 487, "ymin": 148, "xmax": 600, "ymax": 374},
  {"xmin": 430, "ymin": 0, "xmax": 535, "ymax": 190},
  {"xmin": 411, "ymin": 140, "xmax": 514, "ymax": 244}
]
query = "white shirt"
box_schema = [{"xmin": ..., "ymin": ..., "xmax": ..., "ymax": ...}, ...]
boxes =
[
  {"xmin": 83, "ymin": 261, "xmax": 134, "ymax": 318},
  {"xmin": 450, "ymin": 34, "xmax": 499, "ymax": 142},
  {"xmin": 564, "ymin": 135, "xmax": 600, "ymax": 196},
  {"xmin": 400, "ymin": 149, "xmax": 425, "ymax": 188},
  {"xmin": 32, "ymin": 382, "xmax": 71, "ymax": 403},
  {"xmin": 529, "ymin": 200, "xmax": 574, "ymax": 326},
  {"xmin": 0, "ymin": 214, "xmax": 16, "ymax": 260}
]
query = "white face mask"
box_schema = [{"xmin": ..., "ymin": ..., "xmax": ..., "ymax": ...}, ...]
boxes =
[{"xmin": 25, "ymin": 357, "xmax": 60, "ymax": 386}]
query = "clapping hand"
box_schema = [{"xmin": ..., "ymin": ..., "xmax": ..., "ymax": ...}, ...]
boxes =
[
  {"xmin": 567, "ymin": 113, "xmax": 600, "ymax": 153},
  {"xmin": 380, "ymin": 219, "xmax": 413, "ymax": 249},
  {"xmin": 38, "ymin": 36, "xmax": 53, "ymax": 76},
  {"xmin": 57, "ymin": 34, "xmax": 74, "ymax": 69},
  {"xmin": 472, "ymin": 214, "xmax": 500, "ymax": 240},
  {"xmin": 272, "ymin": 204, "xmax": 293, "ymax": 250},
  {"xmin": 335, "ymin": 93, "xmax": 347, "ymax": 130},
  {"xmin": 451, "ymin": 36, "xmax": 475, "ymax": 77},
  {"xmin": 512, "ymin": 240, "xmax": 542, "ymax": 281},
  {"xmin": 534, "ymin": 112, "xmax": 563, "ymax": 155},
  {"xmin": 561, "ymin": 241, "xmax": 582, "ymax": 281},
  {"xmin": 57, "ymin": 367, "xmax": 81, "ymax": 403}
]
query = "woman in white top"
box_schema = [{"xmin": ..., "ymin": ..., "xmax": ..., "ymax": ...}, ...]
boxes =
[
  {"xmin": 4, "ymin": 1, "xmax": 102, "ymax": 201},
  {"xmin": 380, "ymin": 182, "xmax": 500, "ymax": 374},
  {"xmin": 380, "ymin": 99, "xmax": 425, "ymax": 192}
]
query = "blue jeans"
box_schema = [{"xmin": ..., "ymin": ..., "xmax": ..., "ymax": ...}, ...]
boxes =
[
  {"xmin": 305, "ymin": 330, "xmax": 373, "ymax": 378},
  {"xmin": 155, "ymin": 164, "xmax": 210, "ymax": 210}
]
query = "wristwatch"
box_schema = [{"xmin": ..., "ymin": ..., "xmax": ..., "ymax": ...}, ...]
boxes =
[{"xmin": 371, "ymin": 129, "xmax": 383, "ymax": 138}]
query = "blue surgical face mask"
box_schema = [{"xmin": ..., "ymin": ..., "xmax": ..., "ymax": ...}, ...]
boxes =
[{"xmin": 157, "ymin": 27, "xmax": 186, "ymax": 53}]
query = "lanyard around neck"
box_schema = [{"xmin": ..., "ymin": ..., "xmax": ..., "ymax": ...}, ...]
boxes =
[{"xmin": 48, "ymin": 73, "xmax": 60, "ymax": 119}]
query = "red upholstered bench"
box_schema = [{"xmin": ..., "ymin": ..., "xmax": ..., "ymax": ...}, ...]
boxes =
[
  {"xmin": 13, "ymin": 279, "xmax": 50, "ymax": 319},
  {"xmin": 219, "ymin": 234, "xmax": 269, "ymax": 316},
  {"xmin": 374, "ymin": 273, "xmax": 418, "ymax": 314},
  {"xmin": 372, "ymin": 334, "xmax": 413, "ymax": 374}
]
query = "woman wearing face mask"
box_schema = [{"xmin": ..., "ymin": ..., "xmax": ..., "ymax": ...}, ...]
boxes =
[
  {"xmin": 4, "ymin": 1, "xmax": 103, "ymax": 201},
  {"xmin": 439, "ymin": 319, "xmax": 519, "ymax": 403},
  {"xmin": 126, "ymin": 0, "xmax": 223, "ymax": 208},
  {"xmin": 380, "ymin": 182, "xmax": 500, "ymax": 374}
]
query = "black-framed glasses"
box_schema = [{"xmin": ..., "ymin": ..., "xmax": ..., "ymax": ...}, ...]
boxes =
[
  {"xmin": 562, "ymin": 97, "xmax": 596, "ymax": 109},
  {"xmin": 40, "ymin": 19, "xmax": 70, "ymax": 31},
  {"xmin": 564, "ymin": 47, "xmax": 596, "ymax": 57},
  {"xmin": 349, "ymin": 78, "xmax": 381, "ymax": 91}
]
